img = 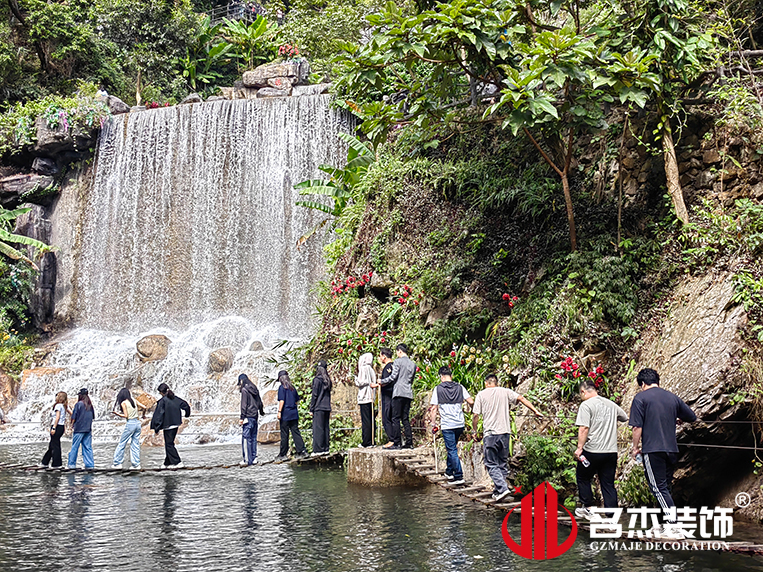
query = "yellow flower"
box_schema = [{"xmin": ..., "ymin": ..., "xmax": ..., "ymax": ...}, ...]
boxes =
[
  {"xmin": 470, "ymin": 347, "xmax": 476, "ymax": 353},
  {"xmin": 502, "ymin": 355, "xmax": 509, "ymax": 363}
]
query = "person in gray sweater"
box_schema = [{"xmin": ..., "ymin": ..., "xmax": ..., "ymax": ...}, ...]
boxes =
[{"xmin": 379, "ymin": 343, "xmax": 416, "ymax": 449}]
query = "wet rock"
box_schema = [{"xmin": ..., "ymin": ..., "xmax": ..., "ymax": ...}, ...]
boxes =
[
  {"xmin": 696, "ymin": 170, "xmax": 715, "ymax": 189},
  {"xmin": 180, "ymin": 93, "xmax": 203, "ymax": 105},
  {"xmin": 0, "ymin": 371, "xmax": 19, "ymax": 413},
  {"xmin": 258, "ymin": 419, "xmax": 280, "ymax": 443},
  {"xmin": 261, "ymin": 389, "xmax": 278, "ymax": 408},
  {"xmin": 249, "ymin": 340, "xmax": 264, "ymax": 352},
  {"xmin": 267, "ymin": 76, "xmax": 295, "ymax": 90},
  {"xmin": 256, "ymin": 87, "xmax": 290, "ymax": 98},
  {"xmin": 206, "ymin": 96, "xmax": 224, "ymax": 102},
  {"xmin": 106, "ymin": 95, "xmax": 130, "ymax": 115},
  {"xmin": 209, "ymin": 347, "xmax": 235, "ymax": 373},
  {"xmin": 136, "ymin": 334, "xmax": 171, "ymax": 362},
  {"xmin": 0, "ymin": 174, "xmax": 55, "ymax": 207},
  {"xmin": 32, "ymin": 157, "xmax": 59, "ymax": 176},
  {"xmin": 242, "ymin": 60, "xmax": 310, "ymax": 88},
  {"xmin": 204, "ymin": 319, "xmax": 252, "ymax": 352},
  {"xmin": 133, "ymin": 390, "xmax": 157, "ymax": 413},
  {"xmin": 130, "ymin": 106, "xmax": 146, "ymax": 112},
  {"xmin": 219, "ymin": 87, "xmax": 235, "ymax": 100}
]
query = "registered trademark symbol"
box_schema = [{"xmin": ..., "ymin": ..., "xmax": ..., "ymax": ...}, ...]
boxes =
[{"xmin": 735, "ymin": 492, "xmax": 751, "ymax": 508}]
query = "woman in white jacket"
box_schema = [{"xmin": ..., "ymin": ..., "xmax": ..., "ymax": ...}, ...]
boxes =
[{"xmin": 356, "ymin": 352, "xmax": 377, "ymax": 447}]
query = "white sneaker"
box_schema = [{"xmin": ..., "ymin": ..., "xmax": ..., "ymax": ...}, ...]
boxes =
[
  {"xmin": 66, "ymin": 465, "xmax": 76, "ymax": 470},
  {"xmin": 112, "ymin": 464, "xmax": 123, "ymax": 469},
  {"xmin": 239, "ymin": 460, "xmax": 248, "ymax": 466},
  {"xmin": 159, "ymin": 464, "xmax": 168, "ymax": 469},
  {"xmin": 492, "ymin": 490, "xmax": 511, "ymax": 502},
  {"xmin": 171, "ymin": 462, "xmax": 184, "ymax": 469},
  {"xmin": 446, "ymin": 474, "xmax": 455, "ymax": 481},
  {"xmin": 575, "ymin": 507, "xmax": 594, "ymax": 520},
  {"xmin": 131, "ymin": 465, "xmax": 141, "ymax": 470},
  {"xmin": 451, "ymin": 479, "xmax": 466, "ymax": 485},
  {"xmin": 38, "ymin": 463, "xmax": 49, "ymax": 468},
  {"xmin": 647, "ymin": 524, "xmax": 662, "ymax": 538},
  {"xmin": 660, "ymin": 525, "xmax": 687, "ymax": 540}
]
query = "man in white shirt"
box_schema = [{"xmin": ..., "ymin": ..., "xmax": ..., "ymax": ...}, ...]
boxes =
[
  {"xmin": 472, "ymin": 373, "xmax": 543, "ymax": 501},
  {"xmin": 428, "ymin": 366, "xmax": 474, "ymax": 485},
  {"xmin": 574, "ymin": 378, "xmax": 628, "ymax": 521}
]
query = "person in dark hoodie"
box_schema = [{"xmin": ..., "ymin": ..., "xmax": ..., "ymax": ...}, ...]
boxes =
[
  {"xmin": 67, "ymin": 388, "xmax": 95, "ymax": 470},
  {"xmin": 309, "ymin": 359, "xmax": 332, "ymax": 456},
  {"xmin": 428, "ymin": 367, "xmax": 474, "ymax": 485},
  {"xmin": 238, "ymin": 373, "xmax": 264, "ymax": 466},
  {"xmin": 150, "ymin": 383, "xmax": 191, "ymax": 469},
  {"xmin": 275, "ymin": 370, "xmax": 308, "ymax": 463}
]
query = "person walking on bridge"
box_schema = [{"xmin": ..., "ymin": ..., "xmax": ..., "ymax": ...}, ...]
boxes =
[
  {"xmin": 472, "ymin": 374, "xmax": 543, "ymax": 501},
  {"xmin": 151, "ymin": 383, "xmax": 191, "ymax": 469},
  {"xmin": 428, "ymin": 366, "xmax": 474, "ymax": 485},
  {"xmin": 67, "ymin": 388, "xmax": 95, "ymax": 470},
  {"xmin": 629, "ymin": 368, "xmax": 696, "ymax": 540},
  {"xmin": 238, "ymin": 374, "xmax": 264, "ymax": 466},
  {"xmin": 41, "ymin": 391, "xmax": 69, "ymax": 469},
  {"xmin": 574, "ymin": 379, "xmax": 628, "ymax": 521},
  {"xmin": 379, "ymin": 344, "xmax": 416, "ymax": 449},
  {"xmin": 275, "ymin": 370, "xmax": 307, "ymax": 463},
  {"xmin": 111, "ymin": 388, "xmax": 142, "ymax": 470}
]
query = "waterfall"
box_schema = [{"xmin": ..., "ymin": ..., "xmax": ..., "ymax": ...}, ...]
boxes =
[{"xmin": 2, "ymin": 96, "xmax": 352, "ymax": 443}]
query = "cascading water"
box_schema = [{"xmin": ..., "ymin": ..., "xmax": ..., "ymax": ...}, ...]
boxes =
[{"xmin": 2, "ymin": 95, "xmax": 352, "ymax": 444}]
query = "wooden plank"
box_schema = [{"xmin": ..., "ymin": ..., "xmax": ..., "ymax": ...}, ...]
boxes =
[
  {"xmin": 454, "ymin": 485, "xmax": 484, "ymax": 494},
  {"xmin": 466, "ymin": 491, "xmax": 495, "ymax": 500}
]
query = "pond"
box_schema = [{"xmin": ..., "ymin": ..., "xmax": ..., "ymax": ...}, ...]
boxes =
[{"xmin": 0, "ymin": 443, "xmax": 761, "ymax": 571}]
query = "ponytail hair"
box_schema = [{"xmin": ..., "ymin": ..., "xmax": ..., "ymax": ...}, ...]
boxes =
[{"xmin": 157, "ymin": 383, "xmax": 175, "ymax": 399}]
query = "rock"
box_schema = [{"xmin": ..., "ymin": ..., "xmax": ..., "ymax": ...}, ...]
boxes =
[
  {"xmin": 242, "ymin": 60, "xmax": 310, "ymax": 88},
  {"xmin": 106, "ymin": 95, "xmax": 130, "ymax": 115},
  {"xmin": 0, "ymin": 174, "xmax": 56, "ymax": 207},
  {"xmin": 261, "ymin": 389, "xmax": 278, "ymax": 408},
  {"xmin": 258, "ymin": 419, "xmax": 280, "ymax": 443},
  {"xmin": 292, "ymin": 83, "xmax": 331, "ymax": 96},
  {"xmin": 622, "ymin": 154, "xmax": 637, "ymax": 170},
  {"xmin": 702, "ymin": 149, "xmax": 721, "ymax": 164},
  {"xmin": 249, "ymin": 340, "xmax": 264, "ymax": 352},
  {"xmin": 203, "ymin": 318, "xmax": 252, "ymax": 352},
  {"xmin": 208, "ymin": 347, "xmax": 235, "ymax": 373},
  {"xmin": 133, "ymin": 390, "xmax": 157, "ymax": 413},
  {"xmin": 256, "ymin": 87, "xmax": 290, "ymax": 98},
  {"xmin": 130, "ymin": 106, "xmax": 146, "ymax": 112},
  {"xmin": 0, "ymin": 371, "xmax": 19, "ymax": 413},
  {"xmin": 696, "ymin": 170, "xmax": 715, "ymax": 189},
  {"xmin": 267, "ymin": 76, "xmax": 295, "ymax": 90},
  {"xmin": 219, "ymin": 87, "xmax": 235, "ymax": 100},
  {"xmin": 355, "ymin": 309, "xmax": 379, "ymax": 332},
  {"xmin": 621, "ymin": 271, "xmax": 749, "ymax": 505},
  {"xmin": 136, "ymin": 334, "xmax": 171, "ymax": 362},
  {"xmin": 179, "ymin": 93, "xmax": 203, "ymax": 105},
  {"xmin": 32, "ymin": 157, "xmax": 59, "ymax": 176},
  {"xmin": 34, "ymin": 117, "xmax": 72, "ymax": 155},
  {"xmin": 752, "ymin": 182, "xmax": 763, "ymax": 199},
  {"xmin": 206, "ymin": 96, "xmax": 224, "ymax": 102}
]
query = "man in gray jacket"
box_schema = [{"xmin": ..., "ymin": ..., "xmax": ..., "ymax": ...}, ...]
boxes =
[{"xmin": 380, "ymin": 343, "xmax": 416, "ymax": 449}]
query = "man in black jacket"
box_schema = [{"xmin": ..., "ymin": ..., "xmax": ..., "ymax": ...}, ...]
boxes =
[
  {"xmin": 238, "ymin": 374, "xmax": 265, "ymax": 466},
  {"xmin": 378, "ymin": 348, "xmax": 395, "ymax": 447}
]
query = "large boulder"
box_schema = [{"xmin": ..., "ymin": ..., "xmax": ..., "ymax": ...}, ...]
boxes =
[
  {"xmin": 261, "ymin": 389, "xmax": 278, "ymax": 408},
  {"xmin": 105, "ymin": 95, "xmax": 130, "ymax": 115},
  {"xmin": 292, "ymin": 83, "xmax": 331, "ymax": 96},
  {"xmin": 34, "ymin": 117, "xmax": 98, "ymax": 155},
  {"xmin": 242, "ymin": 60, "xmax": 310, "ymax": 88},
  {"xmin": 0, "ymin": 174, "xmax": 56, "ymax": 207},
  {"xmin": 136, "ymin": 335, "xmax": 171, "ymax": 362},
  {"xmin": 256, "ymin": 87, "xmax": 290, "ymax": 98},
  {"xmin": 257, "ymin": 418, "xmax": 280, "ymax": 443},
  {"xmin": 179, "ymin": 93, "xmax": 203, "ymax": 105},
  {"xmin": 32, "ymin": 157, "xmax": 59, "ymax": 176},
  {"xmin": 209, "ymin": 347, "xmax": 235, "ymax": 373}
]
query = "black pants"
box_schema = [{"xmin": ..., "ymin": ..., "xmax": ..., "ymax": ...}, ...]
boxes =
[
  {"xmin": 279, "ymin": 418, "xmax": 306, "ymax": 457},
  {"xmin": 312, "ymin": 410, "xmax": 330, "ymax": 453},
  {"xmin": 643, "ymin": 452, "xmax": 678, "ymax": 522},
  {"xmin": 576, "ymin": 450, "xmax": 618, "ymax": 508},
  {"xmin": 42, "ymin": 425, "xmax": 65, "ymax": 467},
  {"xmin": 390, "ymin": 397, "xmax": 412, "ymax": 447},
  {"xmin": 163, "ymin": 428, "xmax": 181, "ymax": 466},
  {"xmin": 360, "ymin": 402, "xmax": 373, "ymax": 447},
  {"xmin": 381, "ymin": 393, "xmax": 394, "ymax": 442}
]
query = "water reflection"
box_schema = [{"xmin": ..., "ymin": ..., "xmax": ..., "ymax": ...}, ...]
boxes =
[{"xmin": 0, "ymin": 443, "xmax": 762, "ymax": 572}]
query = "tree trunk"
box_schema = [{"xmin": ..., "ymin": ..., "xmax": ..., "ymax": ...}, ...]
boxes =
[
  {"xmin": 662, "ymin": 123, "xmax": 689, "ymax": 224},
  {"xmin": 561, "ymin": 171, "xmax": 577, "ymax": 252}
]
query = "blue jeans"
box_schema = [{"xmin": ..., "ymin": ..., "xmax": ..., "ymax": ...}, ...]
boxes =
[
  {"xmin": 68, "ymin": 432, "xmax": 94, "ymax": 469},
  {"xmin": 242, "ymin": 417, "xmax": 259, "ymax": 464},
  {"xmin": 441, "ymin": 427, "xmax": 464, "ymax": 480},
  {"xmin": 113, "ymin": 419, "xmax": 142, "ymax": 466}
]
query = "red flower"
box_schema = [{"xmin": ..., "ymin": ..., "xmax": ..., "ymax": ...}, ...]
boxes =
[
  {"xmin": 413, "ymin": 300, "xmax": 419, "ymax": 305},
  {"xmin": 460, "ymin": 360, "xmax": 465, "ymax": 365},
  {"xmin": 382, "ymin": 331, "xmax": 387, "ymax": 336},
  {"xmin": 338, "ymin": 348, "xmax": 343, "ymax": 354},
  {"xmin": 380, "ymin": 338, "xmax": 386, "ymax": 343},
  {"xmin": 369, "ymin": 271, "xmax": 374, "ymax": 277},
  {"xmin": 398, "ymin": 298, "xmax": 405, "ymax": 304},
  {"xmin": 509, "ymin": 302, "xmax": 514, "ymax": 307},
  {"xmin": 502, "ymin": 293, "xmax": 510, "ymax": 300},
  {"xmin": 450, "ymin": 351, "xmax": 456, "ymax": 357},
  {"xmin": 347, "ymin": 340, "xmax": 352, "ymax": 346},
  {"xmin": 588, "ymin": 371, "xmax": 596, "ymax": 379},
  {"xmin": 555, "ymin": 374, "xmax": 562, "ymax": 379},
  {"xmin": 416, "ymin": 367, "xmax": 420, "ymax": 372},
  {"xmin": 362, "ymin": 274, "xmax": 369, "ymax": 281},
  {"xmin": 513, "ymin": 296, "xmax": 518, "ymax": 301}
]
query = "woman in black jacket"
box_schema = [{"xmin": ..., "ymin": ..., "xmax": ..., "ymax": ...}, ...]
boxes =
[
  {"xmin": 150, "ymin": 383, "xmax": 191, "ymax": 469},
  {"xmin": 309, "ymin": 359, "xmax": 332, "ymax": 456},
  {"xmin": 238, "ymin": 373, "xmax": 264, "ymax": 466}
]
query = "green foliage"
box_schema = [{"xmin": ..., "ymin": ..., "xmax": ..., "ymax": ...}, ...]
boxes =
[
  {"xmin": 0, "ymin": 257, "xmax": 36, "ymax": 336},
  {"xmin": 0, "ymin": 206, "xmax": 52, "ymax": 267},
  {"xmin": 515, "ymin": 434, "xmax": 576, "ymax": 499},
  {"xmin": 178, "ymin": 16, "xmax": 236, "ymax": 93},
  {"xmin": 618, "ymin": 464, "xmax": 655, "ymax": 507},
  {"xmin": 221, "ymin": 15, "xmax": 278, "ymax": 72}
]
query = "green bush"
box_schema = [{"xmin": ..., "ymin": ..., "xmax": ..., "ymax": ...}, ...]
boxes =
[{"xmin": 515, "ymin": 434, "xmax": 577, "ymax": 501}]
